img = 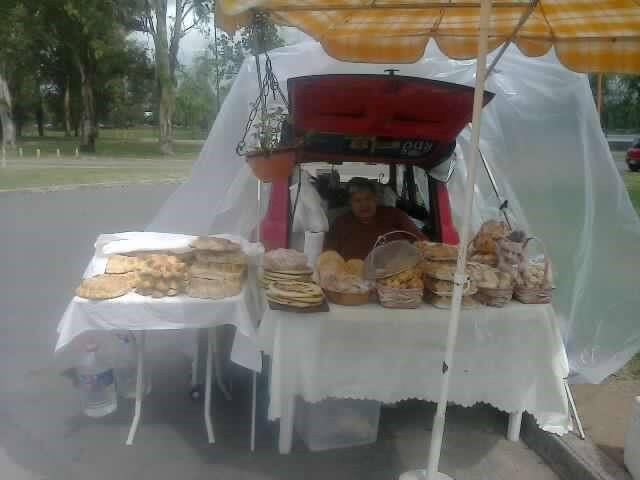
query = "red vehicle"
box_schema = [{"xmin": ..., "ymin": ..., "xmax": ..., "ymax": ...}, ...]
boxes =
[
  {"xmin": 627, "ymin": 138, "xmax": 640, "ymax": 172},
  {"xmin": 259, "ymin": 73, "xmax": 494, "ymax": 251}
]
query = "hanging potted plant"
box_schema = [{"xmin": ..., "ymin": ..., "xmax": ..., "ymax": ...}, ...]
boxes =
[{"xmin": 243, "ymin": 103, "xmax": 297, "ymax": 183}]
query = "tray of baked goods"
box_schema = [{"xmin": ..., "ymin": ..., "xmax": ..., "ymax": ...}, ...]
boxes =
[{"xmin": 75, "ymin": 235, "xmax": 250, "ymax": 302}]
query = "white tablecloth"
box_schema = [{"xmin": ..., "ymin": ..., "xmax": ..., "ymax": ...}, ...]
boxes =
[
  {"xmin": 55, "ymin": 232, "xmax": 265, "ymax": 372},
  {"xmin": 258, "ymin": 302, "xmax": 571, "ymax": 434}
]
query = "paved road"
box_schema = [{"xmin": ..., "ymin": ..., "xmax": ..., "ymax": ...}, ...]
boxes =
[{"xmin": 0, "ymin": 185, "xmax": 559, "ymax": 480}]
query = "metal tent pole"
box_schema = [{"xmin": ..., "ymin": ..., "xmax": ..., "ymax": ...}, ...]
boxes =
[
  {"xmin": 400, "ymin": 1, "xmax": 493, "ymax": 478},
  {"xmin": 251, "ymin": 177, "xmax": 262, "ymax": 452}
]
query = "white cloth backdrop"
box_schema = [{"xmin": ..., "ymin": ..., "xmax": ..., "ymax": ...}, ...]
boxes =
[{"xmin": 147, "ymin": 41, "xmax": 640, "ymax": 384}]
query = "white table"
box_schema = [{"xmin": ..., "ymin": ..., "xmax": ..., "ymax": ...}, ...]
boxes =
[
  {"xmin": 56, "ymin": 275, "xmax": 264, "ymax": 445},
  {"xmin": 258, "ymin": 302, "xmax": 571, "ymax": 454}
]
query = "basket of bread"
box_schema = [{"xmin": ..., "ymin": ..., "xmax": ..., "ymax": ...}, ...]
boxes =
[
  {"xmin": 466, "ymin": 262, "xmax": 514, "ymax": 307},
  {"xmin": 419, "ymin": 260, "xmax": 480, "ymax": 309},
  {"xmin": 514, "ymin": 237, "xmax": 553, "ymax": 304},
  {"xmin": 377, "ymin": 267, "xmax": 424, "ymax": 309},
  {"xmin": 316, "ymin": 251, "xmax": 373, "ymax": 306}
]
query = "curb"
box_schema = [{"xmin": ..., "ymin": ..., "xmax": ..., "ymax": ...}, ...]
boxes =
[
  {"xmin": 0, "ymin": 178, "xmax": 185, "ymax": 194},
  {"xmin": 522, "ymin": 413, "xmax": 633, "ymax": 480}
]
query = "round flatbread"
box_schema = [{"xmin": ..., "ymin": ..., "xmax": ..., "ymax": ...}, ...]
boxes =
[
  {"xmin": 268, "ymin": 281, "xmax": 323, "ymax": 300},
  {"xmin": 190, "ymin": 236, "xmax": 242, "ymax": 253},
  {"xmin": 76, "ymin": 274, "xmax": 134, "ymax": 300},
  {"xmin": 267, "ymin": 293, "xmax": 324, "ymax": 304}
]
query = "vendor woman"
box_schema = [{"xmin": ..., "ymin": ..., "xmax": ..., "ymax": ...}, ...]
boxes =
[{"xmin": 324, "ymin": 178, "xmax": 427, "ymax": 259}]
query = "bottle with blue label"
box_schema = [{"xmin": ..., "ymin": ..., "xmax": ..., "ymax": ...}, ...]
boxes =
[{"xmin": 76, "ymin": 343, "xmax": 118, "ymax": 417}]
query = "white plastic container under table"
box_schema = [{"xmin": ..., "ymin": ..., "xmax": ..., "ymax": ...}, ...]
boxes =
[
  {"xmin": 625, "ymin": 396, "xmax": 640, "ymax": 480},
  {"xmin": 294, "ymin": 397, "xmax": 381, "ymax": 451}
]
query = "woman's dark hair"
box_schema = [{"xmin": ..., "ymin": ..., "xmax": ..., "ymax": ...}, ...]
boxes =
[{"xmin": 347, "ymin": 177, "xmax": 377, "ymax": 195}]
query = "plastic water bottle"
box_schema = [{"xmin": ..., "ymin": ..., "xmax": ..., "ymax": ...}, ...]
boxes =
[
  {"xmin": 76, "ymin": 344, "xmax": 118, "ymax": 417},
  {"xmin": 114, "ymin": 333, "xmax": 151, "ymax": 399}
]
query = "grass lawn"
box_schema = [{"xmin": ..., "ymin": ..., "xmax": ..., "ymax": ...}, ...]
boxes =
[
  {"xmin": 0, "ymin": 166, "xmax": 188, "ymax": 190},
  {"xmin": 624, "ymin": 171, "xmax": 640, "ymax": 212},
  {"xmin": 10, "ymin": 128, "xmax": 204, "ymax": 161}
]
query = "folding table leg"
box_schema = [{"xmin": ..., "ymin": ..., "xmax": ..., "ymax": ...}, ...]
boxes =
[
  {"xmin": 191, "ymin": 332, "xmax": 199, "ymax": 388},
  {"xmin": 565, "ymin": 379, "xmax": 586, "ymax": 440},
  {"xmin": 250, "ymin": 371, "xmax": 257, "ymax": 452},
  {"xmin": 204, "ymin": 328, "xmax": 215, "ymax": 444},
  {"xmin": 507, "ymin": 410, "xmax": 523, "ymax": 442},
  {"xmin": 278, "ymin": 394, "xmax": 295, "ymax": 454},
  {"xmin": 213, "ymin": 327, "xmax": 232, "ymax": 401},
  {"xmin": 126, "ymin": 331, "xmax": 145, "ymax": 446}
]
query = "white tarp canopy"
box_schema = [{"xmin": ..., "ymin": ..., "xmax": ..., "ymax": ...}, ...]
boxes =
[{"xmin": 147, "ymin": 40, "xmax": 640, "ymax": 384}]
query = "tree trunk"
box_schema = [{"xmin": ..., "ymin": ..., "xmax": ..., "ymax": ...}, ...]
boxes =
[
  {"xmin": 151, "ymin": 0, "xmax": 175, "ymax": 155},
  {"xmin": 77, "ymin": 60, "xmax": 97, "ymax": 153},
  {"xmin": 64, "ymin": 77, "xmax": 72, "ymax": 137},
  {"xmin": 0, "ymin": 73, "xmax": 16, "ymax": 148},
  {"xmin": 36, "ymin": 103, "xmax": 44, "ymax": 137}
]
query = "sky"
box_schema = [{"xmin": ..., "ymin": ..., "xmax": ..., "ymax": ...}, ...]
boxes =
[{"xmin": 132, "ymin": 7, "xmax": 311, "ymax": 68}]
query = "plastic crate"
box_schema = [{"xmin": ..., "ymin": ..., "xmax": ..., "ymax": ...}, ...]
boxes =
[{"xmin": 294, "ymin": 397, "xmax": 381, "ymax": 451}]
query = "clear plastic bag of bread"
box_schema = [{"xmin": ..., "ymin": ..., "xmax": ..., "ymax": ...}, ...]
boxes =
[
  {"xmin": 363, "ymin": 236, "xmax": 421, "ymax": 281},
  {"xmin": 472, "ymin": 220, "xmax": 510, "ymax": 254},
  {"xmin": 262, "ymin": 248, "xmax": 309, "ymax": 272}
]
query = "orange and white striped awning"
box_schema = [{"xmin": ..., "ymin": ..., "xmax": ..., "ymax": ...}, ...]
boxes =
[{"xmin": 216, "ymin": 0, "xmax": 640, "ymax": 73}]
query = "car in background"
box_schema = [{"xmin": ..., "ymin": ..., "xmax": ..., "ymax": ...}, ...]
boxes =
[{"xmin": 627, "ymin": 138, "xmax": 640, "ymax": 172}]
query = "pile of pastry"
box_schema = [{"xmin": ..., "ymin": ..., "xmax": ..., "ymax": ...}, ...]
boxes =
[
  {"xmin": 76, "ymin": 252, "xmax": 189, "ymax": 300},
  {"xmin": 315, "ymin": 251, "xmax": 373, "ymax": 303},
  {"xmin": 75, "ymin": 235, "xmax": 248, "ymax": 301},
  {"xmin": 261, "ymin": 249, "xmax": 326, "ymax": 310},
  {"xmin": 187, "ymin": 236, "xmax": 247, "ymax": 300}
]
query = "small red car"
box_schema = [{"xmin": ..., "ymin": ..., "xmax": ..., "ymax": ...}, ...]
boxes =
[{"xmin": 627, "ymin": 138, "xmax": 640, "ymax": 172}]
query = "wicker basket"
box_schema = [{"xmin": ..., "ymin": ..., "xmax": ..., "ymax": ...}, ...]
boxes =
[
  {"xmin": 514, "ymin": 237, "xmax": 553, "ymax": 304},
  {"xmin": 376, "ymin": 284, "xmax": 423, "ymax": 309},
  {"xmin": 474, "ymin": 286, "xmax": 513, "ymax": 307},
  {"xmin": 324, "ymin": 289, "xmax": 370, "ymax": 306}
]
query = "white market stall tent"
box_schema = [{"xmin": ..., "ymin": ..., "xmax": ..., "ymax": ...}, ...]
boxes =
[{"xmin": 148, "ymin": 39, "xmax": 640, "ymax": 386}]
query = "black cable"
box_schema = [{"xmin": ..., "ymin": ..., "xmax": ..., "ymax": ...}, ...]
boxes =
[{"xmin": 290, "ymin": 167, "xmax": 302, "ymax": 225}]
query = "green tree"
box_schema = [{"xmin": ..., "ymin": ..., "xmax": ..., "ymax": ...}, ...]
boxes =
[
  {"xmin": 26, "ymin": 0, "xmax": 132, "ymax": 152},
  {"xmin": 0, "ymin": 1, "xmax": 33, "ymax": 146},
  {"xmin": 132, "ymin": 0, "xmax": 211, "ymax": 155}
]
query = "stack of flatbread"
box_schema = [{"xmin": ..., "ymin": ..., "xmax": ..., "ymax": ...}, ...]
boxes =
[
  {"xmin": 261, "ymin": 249, "xmax": 312, "ymax": 289},
  {"xmin": 136, "ymin": 254, "xmax": 189, "ymax": 298},
  {"xmin": 187, "ymin": 236, "xmax": 247, "ymax": 300},
  {"xmin": 420, "ymin": 260, "xmax": 479, "ymax": 309},
  {"xmin": 266, "ymin": 280, "xmax": 325, "ymax": 310}
]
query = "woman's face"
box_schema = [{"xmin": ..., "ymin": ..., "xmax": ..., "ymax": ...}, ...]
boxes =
[{"xmin": 350, "ymin": 190, "xmax": 377, "ymax": 222}]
